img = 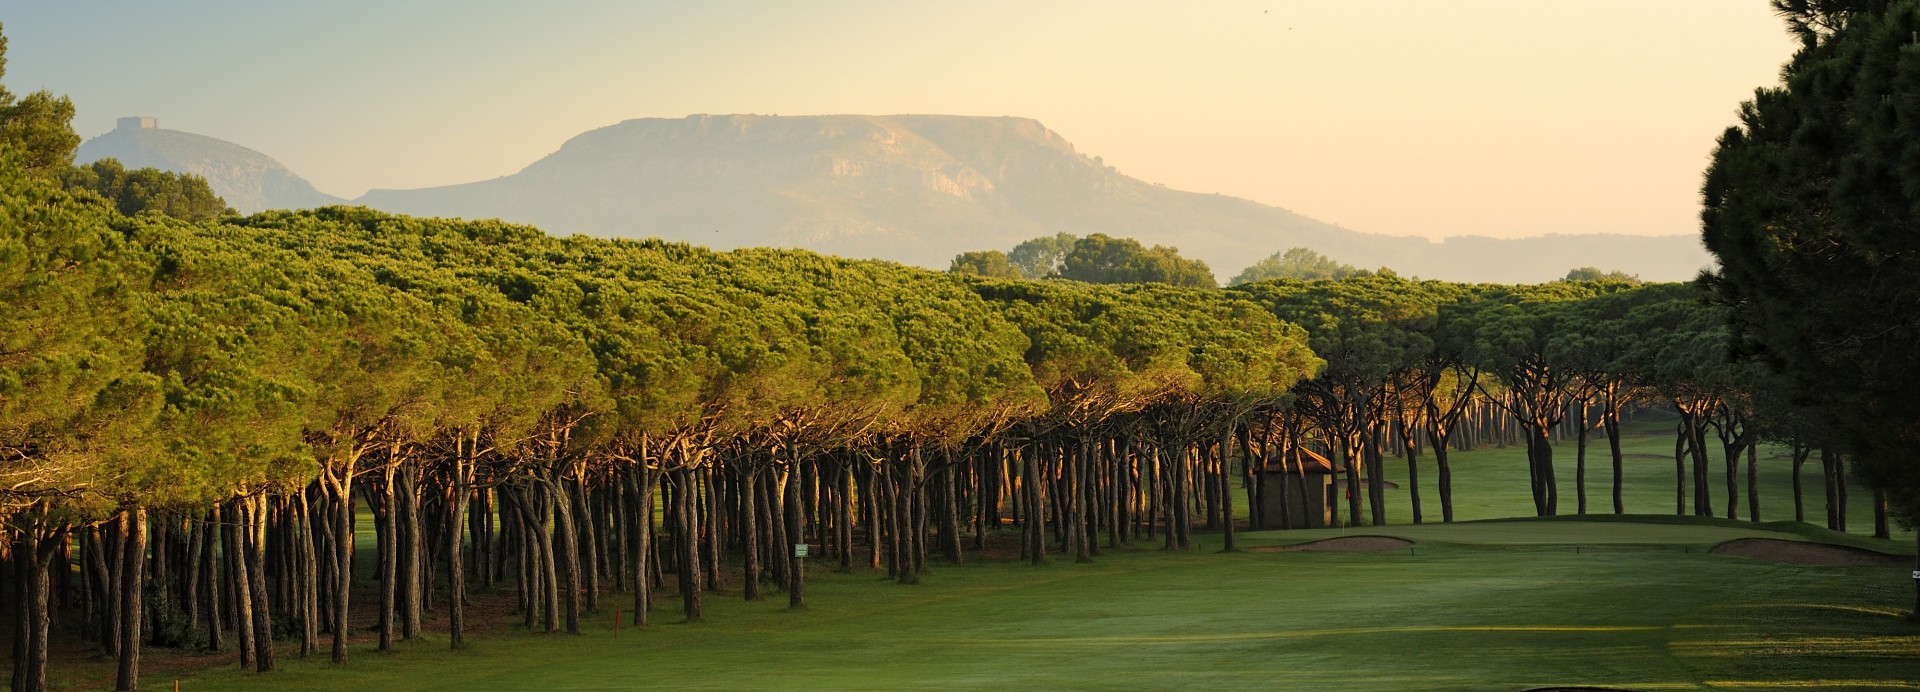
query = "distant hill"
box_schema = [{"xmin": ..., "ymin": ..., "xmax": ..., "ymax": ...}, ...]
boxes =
[
  {"xmin": 76, "ymin": 118, "xmax": 343, "ymax": 214},
  {"xmin": 353, "ymin": 114, "xmax": 1712, "ymax": 283}
]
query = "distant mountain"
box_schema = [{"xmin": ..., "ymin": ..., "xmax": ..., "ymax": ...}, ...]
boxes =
[
  {"xmin": 351, "ymin": 114, "xmax": 1710, "ymax": 283},
  {"xmin": 76, "ymin": 118, "xmax": 343, "ymax": 214}
]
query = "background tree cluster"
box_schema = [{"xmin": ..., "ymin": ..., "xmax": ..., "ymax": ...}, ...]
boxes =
[{"xmin": 951, "ymin": 232, "xmax": 1215, "ymax": 287}]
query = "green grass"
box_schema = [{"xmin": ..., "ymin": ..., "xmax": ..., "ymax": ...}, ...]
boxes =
[
  {"xmin": 65, "ymin": 422, "xmax": 1920, "ymax": 689},
  {"xmin": 153, "ymin": 520, "xmax": 1916, "ymax": 691},
  {"xmin": 1356, "ymin": 418, "xmax": 1913, "ymax": 541}
]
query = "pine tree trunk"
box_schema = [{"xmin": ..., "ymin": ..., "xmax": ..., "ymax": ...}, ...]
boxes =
[
  {"xmin": 1674, "ymin": 420, "xmax": 1689, "ymax": 516},
  {"xmin": 203, "ymin": 508, "xmax": 224, "ymax": 653},
  {"xmin": 536, "ymin": 487, "xmax": 560, "ymax": 633},
  {"xmin": 787, "ymin": 461, "xmax": 806, "ymax": 609},
  {"xmin": 940, "ymin": 450, "xmax": 963, "ymax": 564},
  {"xmin": 329, "ymin": 479, "xmax": 354, "ymax": 664},
  {"xmin": 16, "ymin": 529, "xmax": 63, "ymax": 692},
  {"xmin": 838, "ymin": 464, "xmax": 855, "ymax": 573},
  {"xmin": 675, "ymin": 469, "xmax": 704, "ymax": 622},
  {"xmin": 1872, "ymin": 488, "xmax": 1890, "ymax": 539},
  {"xmin": 1574, "ymin": 403, "xmax": 1589, "ymax": 515},
  {"xmin": 448, "ymin": 467, "xmax": 471, "ymax": 649},
  {"xmin": 630, "ymin": 466, "xmax": 655, "ymax": 627},
  {"xmin": 116, "ymin": 509, "xmax": 146, "ymax": 691},
  {"xmin": 1791, "ymin": 442, "xmax": 1808, "ymax": 523},
  {"xmin": 1401, "ymin": 420, "xmax": 1424, "ymax": 524},
  {"xmin": 1605, "ymin": 410, "xmax": 1624, "ymax": 515},
  {"xmin": 377, "ymin": 474, "xmax": 397, "ymax": 651},
  {"xmin": 1827, "ymin": 451, "xmax": 1843, "ymax": 534},
  {"xmin": 98, "ymin": 520, "xmax": 122, "ymax": 657},
  {"xmin": 400, "ymin": 463, "xmax": 423, "ymax": 641},
  {"xmin": 226, "ymin": 501, "xmax": 256, "ymax": 668},
  {"xmin": 552, "ymin": 477, "xmax": 584, "ymax": 635},
  {"xmin": 574, "ymin": 478, "xmax": 600, "ymax": 614},
  {"xmin": 741, "ymin": 466, "xmax": 762, "ymax": 601},
  {"xmin": 1366, "ymin": 426, "xmax": 1388, "ymax": 525},
  {"xmin": 1823, "ymin": 448, "xmax": 1840, "ymax": 530},
  {"xmin": 247, "ymin": 496, "xmax": 276, "ymax": 672},
  {"xmin": 705, "ymin": 469, "xmax": 724, "ymax": 593},
  {"xmin": 298, "ymin": 488, "xmax": 320, "ymax": 657},
  {"xmin": 1027, "ymin": 445, "xmax": 1047, "ymax": 563},
  {"xmin": 1220, "ymin": 430, "xmax": 1236, "ymax": 552},
  {"xmin": 1689, "ymin": 415, "xmax": 1711, "ymax": 517}
]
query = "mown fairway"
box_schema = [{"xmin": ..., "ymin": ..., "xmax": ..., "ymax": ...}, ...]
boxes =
[{"xmin": 142, "ymin": 518, "xmax": 1916, "ymax": 691}]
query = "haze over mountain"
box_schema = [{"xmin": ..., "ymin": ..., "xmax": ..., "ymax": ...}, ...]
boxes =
[
  {"xmin": 354, "ymin": 114, "xmax": 1712, "ymax": 283},
  {"xmin": 75, "ymin": 117, "xmax": 344, "ymax": 214}
]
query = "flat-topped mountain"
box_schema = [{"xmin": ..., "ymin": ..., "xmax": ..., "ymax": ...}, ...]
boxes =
[
  {"xmin": 355, "ymin": 114, "xmax": 1710, "ymax": 282},
  {"xmin": 76, "ymin": 117, "xmax": 343, "ymax": 214}
]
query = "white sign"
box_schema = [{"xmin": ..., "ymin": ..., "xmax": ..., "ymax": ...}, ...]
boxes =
[
  {"xmin": 1912, "ymin": 570, "xmax": 1919, "ymax": 580},
  {"xmin": 794, "ymin": 543, "xmax": 809, "ymax": 558}
]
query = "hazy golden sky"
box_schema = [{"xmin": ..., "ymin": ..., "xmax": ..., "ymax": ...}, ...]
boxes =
[{"xmin": 4, "ymin": 1, "xmax": 1796, "ymax": 239}]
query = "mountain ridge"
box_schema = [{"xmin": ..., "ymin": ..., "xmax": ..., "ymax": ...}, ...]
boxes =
[{"xmin": 354, "ymin": 114, "xmax": 1709, "ymax": 282}]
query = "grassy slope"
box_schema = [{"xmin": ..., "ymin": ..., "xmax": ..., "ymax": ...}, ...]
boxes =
[{"xmin": 111, "ymin": 423, "xmax": 1920, "ymax": 690}]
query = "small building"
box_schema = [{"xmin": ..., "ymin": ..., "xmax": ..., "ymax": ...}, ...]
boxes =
[
  {"xmin": 116, "ymin": 116, "xmax": 158, "ymax": 131},
  {"xmin": 1256, "ymin": 447, "xmax": 1339, "ymax": 529}
]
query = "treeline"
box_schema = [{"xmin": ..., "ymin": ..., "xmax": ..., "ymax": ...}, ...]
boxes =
[
  {"xmin": 7, "ymin": 154, "xmax": 1333, "ymax": 688},
  {"xmin": 5, "ymin": 137, "xmax": 1882, "ymax": 690}
]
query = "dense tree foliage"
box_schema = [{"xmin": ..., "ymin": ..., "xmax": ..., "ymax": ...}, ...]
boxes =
[
  {"xmin": 947, "ymin": 249, "xmax": 1021, "ymax": 279},
  {"xmin": 1230, "ymin": 247, "xmax": 1365, "ymax": 285},
  {"xmin": 62, "ymin": 159, "xmax": 233, "ymax": 222},
  {"xmin": 1056, "ymin": 233, "xmax": 1215, "ymax": 287},
  {"xmin": 1007, "ymin": 232, "xmax": 1077, "ymax": 280},
  {"xmin": 0, "ymin": 26, "xmax": 78, "ymax": 182},
  {"xmin": 1702, "ymin": 0, "xmax": 1920, "ymax": 529},
  {"xmin": 1562, "ymin": 267, "xmax": 1640, "ymax": 283}
]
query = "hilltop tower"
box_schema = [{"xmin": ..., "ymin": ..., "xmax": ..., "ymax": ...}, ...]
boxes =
[{"xmin": 116, "ymin": 116, "xmax": 158, "ymax": 130}]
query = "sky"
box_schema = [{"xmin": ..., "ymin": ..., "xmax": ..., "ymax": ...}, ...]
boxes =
[{"xmin": 2, "ymin": 2, "xmax": 1797, "ymax": 240}]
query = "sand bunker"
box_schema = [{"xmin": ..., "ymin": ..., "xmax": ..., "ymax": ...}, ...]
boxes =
[
  {"xmin": 1250, "ymin": 536, "xmax": 1413, "ymax": 553},
  {"xmin": 1708, "ymin": 537, "xmax": 1903, "ymax": 566}
]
